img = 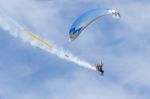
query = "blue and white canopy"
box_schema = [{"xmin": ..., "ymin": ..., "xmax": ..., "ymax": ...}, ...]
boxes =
[{"xmin": 69, "ymin": 8, "xmax": 120, "ymax": 41}]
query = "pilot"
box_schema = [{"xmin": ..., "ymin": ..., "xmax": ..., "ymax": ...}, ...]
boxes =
[{"xmin": 96, "ymin": 64, "xmax": 104, "ymax": 76}]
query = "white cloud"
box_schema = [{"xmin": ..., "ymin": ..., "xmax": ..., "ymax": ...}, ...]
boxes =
[{"xmin": 0, "ymin": 0, "xmax": 150, "ymax": 99}]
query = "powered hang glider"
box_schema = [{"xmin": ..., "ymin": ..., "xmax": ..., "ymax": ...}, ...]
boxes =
[{"xmin": 69, "ymin": 8, "xmax": 120, "ymax": 41}]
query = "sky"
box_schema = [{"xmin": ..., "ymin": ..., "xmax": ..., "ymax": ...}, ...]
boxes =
[{"xmin": 0, "ymin": 0, "xmax": 150, "ymax": 99}]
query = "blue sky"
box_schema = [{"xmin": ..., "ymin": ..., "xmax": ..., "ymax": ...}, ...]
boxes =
[{"xmin": 0, "ymin": 0, "xmax": 150, "ymax": 99}]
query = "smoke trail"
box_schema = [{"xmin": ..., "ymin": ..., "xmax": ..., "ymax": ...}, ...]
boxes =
[{"xmin": 0, "ymin": 11, "xmax": 96, "ymax": 71}]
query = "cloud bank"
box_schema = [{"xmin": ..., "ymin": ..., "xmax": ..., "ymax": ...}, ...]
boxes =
[{"xmin": 0, "ymin": 0, "xmax": 150, "ymax": 99}]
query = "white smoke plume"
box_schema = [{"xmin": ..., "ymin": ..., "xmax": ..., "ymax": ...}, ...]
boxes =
[{"xmin": 0, "ymin": 10, "xmax": 96, "ymax": 71}]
